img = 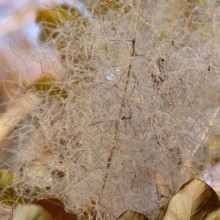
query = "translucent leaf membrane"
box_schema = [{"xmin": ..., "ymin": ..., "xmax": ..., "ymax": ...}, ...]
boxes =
[{"xmin": 10, "ymin": 0, "xmax": 220, "ymax": 219}]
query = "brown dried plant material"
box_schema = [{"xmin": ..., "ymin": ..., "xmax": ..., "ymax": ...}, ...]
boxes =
[
  {"xmin": 205, "ymin": 209, "xmax": 220, "ymax": 220},
  {"xmin": 162, "ymin": 178, "xmax": 220, "ymax": 220},
  {"xmin": 32, "ymin": 198, "xmax": 77, "ymax": 220},
  {"xmin": 8, "ymin": 0, "xmax": 220, "ymax": 219},
  {"xmin": 117, "ymin": 210, "xmax": 149, "ymax": 220}
]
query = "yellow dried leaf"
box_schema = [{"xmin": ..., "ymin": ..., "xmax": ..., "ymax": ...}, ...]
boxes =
[{"xmin": 162, "ymin": 178, "xmax": 220, "ymax": 220}]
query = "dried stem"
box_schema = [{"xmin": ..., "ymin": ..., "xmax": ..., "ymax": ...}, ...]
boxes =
[{"xmin": 101, "ymin": 38, "xmax": 136, "ymax": 191}]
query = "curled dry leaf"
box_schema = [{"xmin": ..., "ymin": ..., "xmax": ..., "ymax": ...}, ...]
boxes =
[
  {"xmin": 116, "ymin": 210, "xmax": 149, "ymax": 220},
  {"xmin": 162, "ymin": 178, "xmax": 220, "ymax": 220},
  {"xmin": 206, "ymin": 209, "xmax": 220, "ymax": 220}
]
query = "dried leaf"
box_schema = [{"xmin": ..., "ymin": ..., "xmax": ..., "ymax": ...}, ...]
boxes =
[
  {"xmin": 205, "ymin": 208, "xmax": 220, "ymax": 220},
  {"xmin": 32, "ymin": 198, "xmax": 77, "ymax": 220},
  {"xmin": 162, "ymin": 178, "xmax": 220, "ymax": 220}
]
